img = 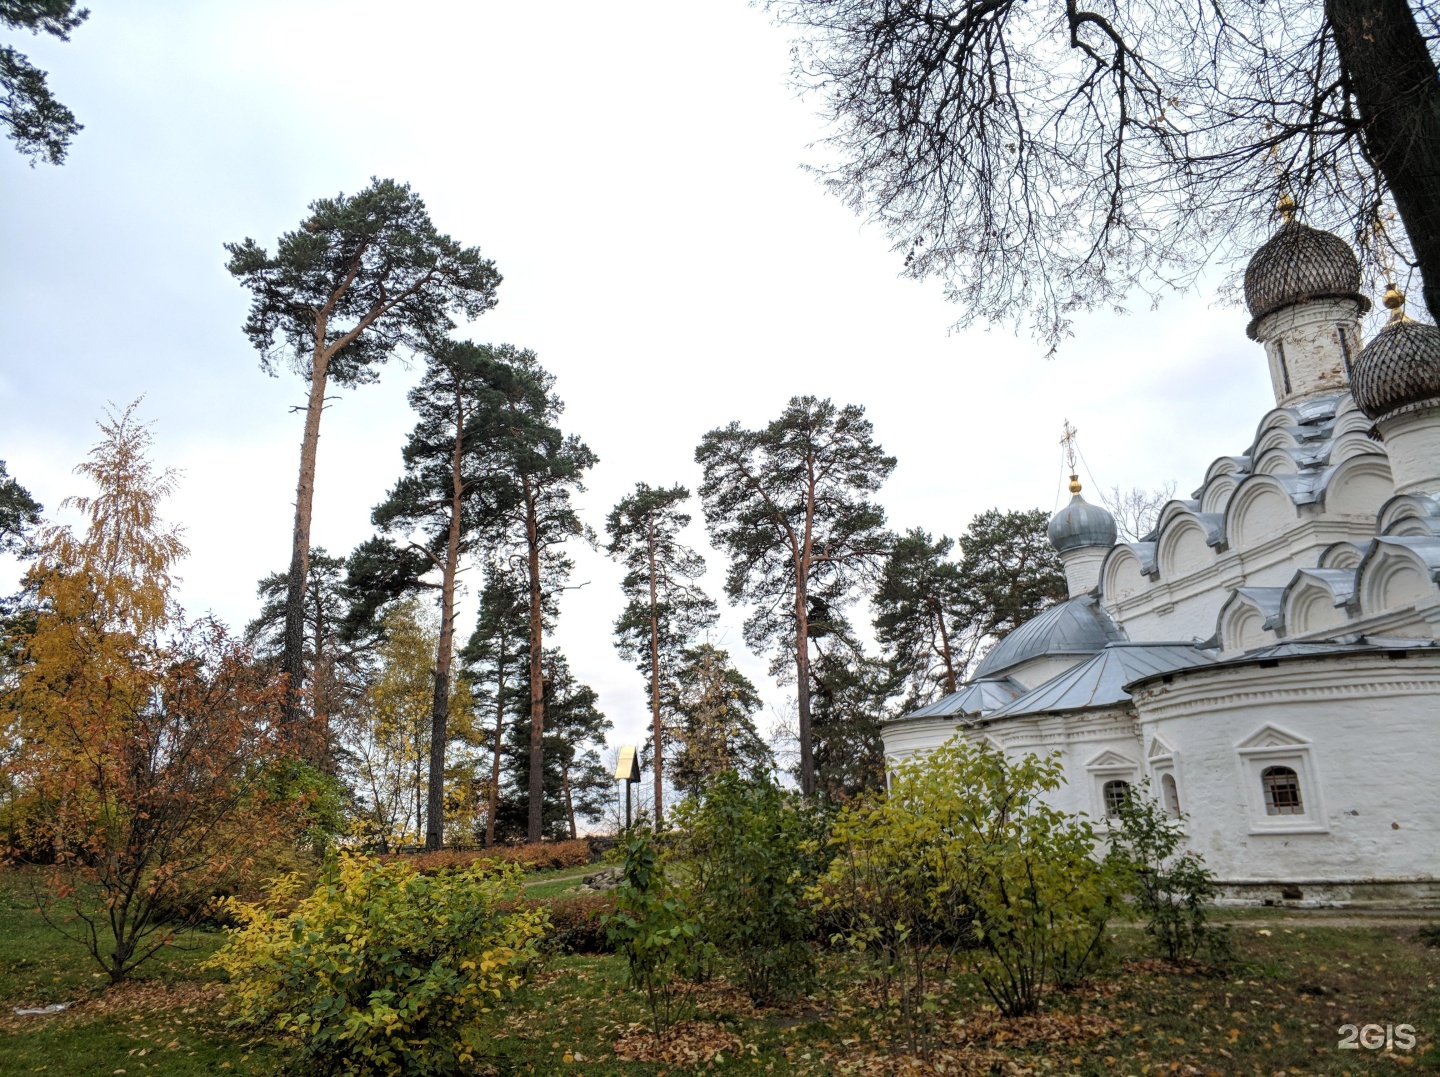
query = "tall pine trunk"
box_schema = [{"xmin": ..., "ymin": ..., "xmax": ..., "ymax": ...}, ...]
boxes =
[
  {"xmin": 1329, "ymin": 0, "xmax": 1440, "ymax": 319},
  {"xmin": 485, "ymin": 628, "xmax": 509, "ymax": 847},
  {"xmin": 524, "ymin": 477, "xmax": 545, "ymax": 844},
  {"xmin": 281, "ymin": 339, "xmax": 331, "ymax": 731},
  {"xmin": 794, "ymin": 580, "xmax": 814, "ymax": 799},
  {"xmin": 425, "ymin": 388, "xmax": 466, "ymax": 851},
  {"xmin": 646, "ymin": 515, "xmax": 664, "ymax": 825},
  {"xmin": 936, "ymin": 601, "xmax": 957, "ymax": 694}
]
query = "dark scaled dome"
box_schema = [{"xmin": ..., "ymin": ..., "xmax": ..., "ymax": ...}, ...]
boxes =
[
  {"xmin": 1244, "ymin": 220, "xmax": 1369, "ymax": 338},
  {"xmin": 1351, "ymin": 288, "xmax": 1440, "ymax": 421},
  {"xmin": 1047, "ymin": 479, "xmax": 1118, "ymax": 554}
]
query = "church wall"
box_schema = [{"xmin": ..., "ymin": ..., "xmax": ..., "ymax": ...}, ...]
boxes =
[
  {"xmin": 1131, "ymin": 652, "xmax": 1440, "ymax": 896},
  {"xmin": 1253, "ymin": 298, "xmax": 1364, "ymax": 407},
  {"xmin": 1103, "ymin": 518, "xmax": 1386, "ymax": 643},
  {"xmin": 997, "ymin": 654, "xmax": 1088, "ymax": 692},
  {"xmin": 977, "ymin": 709, "xmax": 1143, "ymax": 823}
]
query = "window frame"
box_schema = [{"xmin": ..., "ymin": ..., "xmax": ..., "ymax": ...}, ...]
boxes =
[{"xmin": 1235, "ymin": 728, "xmax": 1328, "ymax": 835}]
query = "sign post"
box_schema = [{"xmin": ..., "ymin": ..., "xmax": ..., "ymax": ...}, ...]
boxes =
[{"xmin": 614, "ymin": 745, "xmax": 641, "ymax": 830}]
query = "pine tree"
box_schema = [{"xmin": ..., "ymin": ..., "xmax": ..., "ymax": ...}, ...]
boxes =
[
  {"xmin": 460, "ymin": 560, "xmax": 539, "ymax": 846},
  {"xmin": 873, "ymin": 529, "xmax": 974, "ymax": 708},
  {"xmin": 472, "ymin": 347, "xmax": 595, "ymax": 843},
  {"xmin": 604, "ymin": 483, "xmax": 717, "ymax": 824},
  {"xmin": 958, "ymin": 509, "xmax": 1067, "ymax": 643},
  {"xmin": 667, "ymin": 643, "xmax": 771, "ymax": 798},
  {"xmin": 226, "ymin": 179, "xmax": 500, "ymax": 727},
  {"xmin": 697, "ymin": 396, "xmax": 894, "ymax": 798},
  {"xmin": 0, "ymin": 461, "xmax": 43, "ymax": 556},
  {"xmin": 371, "ymin": 339, "xmax": 517, "ymax": 849}
]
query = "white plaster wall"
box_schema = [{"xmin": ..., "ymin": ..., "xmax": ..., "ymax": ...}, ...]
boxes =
[
  {"xmin": 1132, "ymin": 652, "xmax": 1440, "ymax": 886},
  {"xmin": 1378, "ymin": 407, "xmax": 1440, "ymax": 496},
  {"xmin": 978, "ymin": 709, "xmax": 1143, "ymax": 823},
  {"xmin": 1254, "ymin": 299, "xmax": 1364, "ymax": 407},
  {"xmin": 1000, "ymin": 653, "xmax": 1089, "ymax": 692},
  {"xmin": 1061, "ymin": 545, "xmax": 1108, "ymax": 597}
]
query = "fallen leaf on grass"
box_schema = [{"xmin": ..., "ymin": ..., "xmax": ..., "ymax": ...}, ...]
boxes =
[{"xmin": 613, "ymin": 1020, "xmax": 744, "ymax": 1065}]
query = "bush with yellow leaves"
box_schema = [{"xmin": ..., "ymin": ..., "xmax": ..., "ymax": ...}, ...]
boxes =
[{"xmin": 208, "ymin": 854, "xmax": 546, "ymax": 1076}]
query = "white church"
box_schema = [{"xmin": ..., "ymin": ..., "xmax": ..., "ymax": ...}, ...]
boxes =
[{"xmin": 882, "ymin": 216, "xmax": 1440, "ymax": 907}]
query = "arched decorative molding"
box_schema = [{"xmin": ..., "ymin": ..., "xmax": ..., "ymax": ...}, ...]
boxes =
[
  {"xmin": 1157, "ymin": 514, "xmax": 1215, "ymax": 579},
  {"xmin": 1100, "ymin": 544, "xmax": 1151, "ymax": 602},
  {"xmin": 1378, "ymin": 493, "xmax": 1440, "ymax": 538},
  {"xmin": 1200, "ymin": 474, "xmax": 1239, "ymax": 514},
  {"xmin": 1253, "ymin": 426, "xmax": 1299, "ymax": 458},
  {"xmin": 1250, "ymin": 407, "xmax": 1302, "ymax": 453},
  {"xmin": 1226, "ymin": 474, "xmax": 1300, "ymax": 549},
  {"xmin": 1357, "ymin": 536, "xmax": 1440, "ymax": 616},
  {"xmin": 1318, "ymin": 541, "xmax": 1367, "ymax": 570},
  {"xmin": 1156, "ymin": 499, "xmax": 1203, "ymax": 532},
  {"xmin": 1280, "ymin": 568, "xmax": 1354, "ymax": 637},
  {"xmin": 1202, "ymin": 454, "xmax": 1251, "ymax": 489},
  {"xmin": 1217, "ymin": 589, "xmax": 1282, "ymax": 653},
  {"xmin": 1315, "ymin": 453, "xmax": 1393, "ymax": 519},
  {"xmin": 1330, "ymin": 429, "xmax": 1382, "ymax": 464},
  {"xmin": 1254, "ymin": 446, "xmax": 1300, "ymax": 475}
]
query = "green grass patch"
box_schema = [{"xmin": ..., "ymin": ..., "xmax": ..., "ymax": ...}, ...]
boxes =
[{"xmin": 3, "ymin": 867, "xmax": 1438, "ymax": 1075}]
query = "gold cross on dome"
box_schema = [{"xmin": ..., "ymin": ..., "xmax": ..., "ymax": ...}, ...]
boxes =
[{"xmin": 1060, "ymin": 420, "xmax": 1082, "ymax": 495}]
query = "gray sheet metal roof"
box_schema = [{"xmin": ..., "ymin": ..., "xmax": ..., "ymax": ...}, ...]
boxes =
[
  {"xmin": 984, "ymin": 642, "xmax": 1217, "ymax": 719},
  {"xmin": 897, "ymin": 678, "xmax": 1026, "ymax": 721},
  {"xmin": 974, "ymin": 595, "xmax": 1127, "ymax": 679},
  {"xmin": 1124, "ymin": 636, "xmax": 1439, "ymax": 692}
]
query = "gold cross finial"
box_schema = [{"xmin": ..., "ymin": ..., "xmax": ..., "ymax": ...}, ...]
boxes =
[{"xmin": 1060, "ymin": 420, "xmax": 1082, "ymax": 495}]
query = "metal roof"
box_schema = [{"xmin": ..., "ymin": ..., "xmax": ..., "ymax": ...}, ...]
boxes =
[
  {"xmin": 974, "ymin": 595, "xmax": 1127, "ymax": 679},
  {"xmin": 984, "ymin": 642, "xmax": 1217, "ymax": 719},
  {"xmin": 897, "ymin": 677, "xmax": 1026, "ymax": 721},
  {"xmin": 1124, "ymin": 636, "xmax": 1440, "ymax": 691}
]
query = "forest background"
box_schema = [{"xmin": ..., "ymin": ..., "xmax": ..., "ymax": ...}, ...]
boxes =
[{"xmin": 2, "ymin": 1, "xmax": 1296, "ymax": 796}]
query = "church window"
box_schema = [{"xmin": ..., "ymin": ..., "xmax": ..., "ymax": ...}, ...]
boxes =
[
  {"xmin": 1161, "ymin": 773, "xmax": 1181, "ymax": 817},
  {"xmin": 1262, "ymin": 766, "xmax": 1303, "ymax": 815},
  {"xmin": 1276, "ymin": 341, "xmax": 1292, "ymax": 395},
  {"xmin": 1337, "ymin": 324, "xmax": 1354, "ymax": 378},
  {"xmin": 1103, "ymin": 779, "xmax": 1131, "ymax": 817}
]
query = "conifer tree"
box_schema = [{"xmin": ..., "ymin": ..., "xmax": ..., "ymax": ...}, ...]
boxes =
[
  {"xmin": 697, "ymin": 396, "xmax": 894, "ymax": 798},
  {"xmin": 460, "ymin": 560, "xmax": 537, "ymax": 846},
  {"xmin": 958, "ymin": 509, "xmax": 1067, "ymax": 643},
  {"xmin": 873, "ymin": 529, "xmax": 973, "ymax": 707},
  {"xmin": 247, "ymin": 548, "xmax": 362, "ymax": 761},
  {"xmin": 604, "ymin": 483, "xmax": 717, "ymax": 824},
  {"xmin": 371, "ymin": 339, "xmax": 516, "ymax": 850},
  {"xmin": 226, "ymin": 179, "xmax": 500, "ymax": 727},
  {"xmin": 667, "ymin": 643, "xmax": 771, "ymax": 798},
  {"xmin": 0, "ymin": 460, "xmax": 43, "ymax": 556},
  {"xmin": 474, "ymin": 347, "xmax": 595, "ymax": 843},
  {"xmin": 2, "ymin": 0, "xmax": 86, "ymax": 165}
]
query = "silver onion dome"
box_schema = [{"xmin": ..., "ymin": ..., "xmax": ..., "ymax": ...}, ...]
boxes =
[{"xmin": 1047, "ymin": 477, "xmax": 1118, "ymax": 554}]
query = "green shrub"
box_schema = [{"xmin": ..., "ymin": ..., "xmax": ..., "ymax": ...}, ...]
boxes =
[
  {"xmin": 670, "ymin": 771, "xmax": 825, "ymax": 1004},
  {"xmin": 604, "ymin": 828, "xmax": 700, "ymax": 1038},
  {"xmin": 818, "ymin": 737, "xmax": 1117, "ymax": 1053},
  {"xmin": 1106, "ymin": 781, "xmax": 1231, "ymax": 963},
  {"xmin": 532, "ymin": 894, "xmax": 615, "ymax": 954},
  {"xmin": 209, "ymin": 854, "xmax": 546, "ymax": 1076}
]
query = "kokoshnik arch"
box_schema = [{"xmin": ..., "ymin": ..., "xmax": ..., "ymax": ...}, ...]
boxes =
[{"xmin": 884, "ymin": 211, "xmax": 1440, "ymax": 907}]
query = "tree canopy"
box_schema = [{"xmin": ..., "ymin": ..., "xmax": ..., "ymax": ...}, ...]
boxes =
[
  {"xmin": 772, "ymin": 0, "xmax": 1440, "ymax": 342},
  {"xmin": 0, "ymin": 460, "xmax": 42, "ymax": 556},
  {"xmin": 605, "ymin": 482, "xmax": 717, "ymax": 823},
  {"xmin": 226, "ymin": 178, "xmax": 501, "ymax": 727},
  {"xmin": 1, "ymin": 0, "xmax": 86, "ymax": 165},
  {"xmin": 697, "ymin": 396, "xmax": 894, "ymax": 797}
]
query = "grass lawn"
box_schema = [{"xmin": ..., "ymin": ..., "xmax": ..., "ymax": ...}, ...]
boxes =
[{"xmin": 3, "ymin": 866, "xmax": 1437, "ymax": 1075}]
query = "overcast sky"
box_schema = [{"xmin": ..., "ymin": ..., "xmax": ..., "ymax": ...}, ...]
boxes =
[{"xmin": 1, "ymin": 1, "xmax": 1284, "ymax": 755}]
